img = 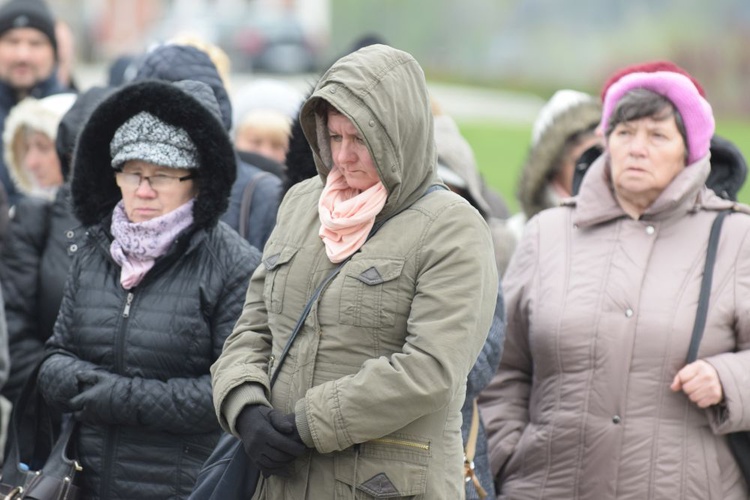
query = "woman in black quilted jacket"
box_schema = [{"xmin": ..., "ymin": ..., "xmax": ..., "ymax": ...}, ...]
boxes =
[{"xmin": 37, "ymin": 79, "xmax": 260, "ymax": 499}]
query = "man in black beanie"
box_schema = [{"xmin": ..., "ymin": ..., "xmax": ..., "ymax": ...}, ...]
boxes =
[{"xmin": 0, "ymin": 0, "xmax": 68, "ymax": 207}]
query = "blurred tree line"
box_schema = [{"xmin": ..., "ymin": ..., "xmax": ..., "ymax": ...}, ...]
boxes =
[{"xmin": 330, "ymin": 0, "xmax": 750, "ymax": 117}]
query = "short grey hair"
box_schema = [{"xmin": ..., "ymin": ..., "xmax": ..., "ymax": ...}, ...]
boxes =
[{"xmin": 606, "ymin": 88, "xmax": 688, "ymax": 162}]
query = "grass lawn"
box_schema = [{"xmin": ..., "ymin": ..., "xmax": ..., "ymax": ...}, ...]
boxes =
[{"xmin": 459, "ymin": 119, "xmax": 750, "ymax": 215}]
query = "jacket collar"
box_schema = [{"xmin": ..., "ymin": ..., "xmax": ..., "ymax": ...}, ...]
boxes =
[
  {"xmin": 0, "ymin": 70, "xmax": 65, "ymax": 109},
  {"xmin": 572, "ymin": 153, "xmax": 711, "ymax": 227}
]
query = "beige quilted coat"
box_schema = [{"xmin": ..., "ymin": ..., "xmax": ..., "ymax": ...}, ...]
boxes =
[{"xmin": 480, "ymin": 154, "xmax": 750, "ymax": 499}]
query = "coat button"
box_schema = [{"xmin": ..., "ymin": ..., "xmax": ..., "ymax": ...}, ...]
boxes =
[
  {"xmin": 69, "ymin": 244, "xmax": 78, "ymax": 253},
  {"xmin": 645, "ymin": 225, "xmax": 655, "ymax": 235},
  {"xmin": 625, "ymin": 308, "xmax": 633, "ymax": 318},
  {"xmin": 66, "ymin": 230, "xmax": 75, "ymax": 238},
  {"xmin": 612, "ymin": 415, "xmax": 622, "ymax": 424}
]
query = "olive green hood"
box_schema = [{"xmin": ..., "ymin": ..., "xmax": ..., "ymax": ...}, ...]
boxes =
[{"xmin": 299, "ymin": 44, "xmax": 440, "ymax": 219}]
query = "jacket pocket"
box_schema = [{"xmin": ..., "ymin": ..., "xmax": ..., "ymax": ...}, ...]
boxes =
[
  {"xmin": 177, "ymin": 442, "xmax": 214, "ymax": 496},
  {"xmin": 339, "ymin": 258, "xmax": 405, "ymax": 328},
  {"xmin": 263, "ymin": 245, "xmax": 299, "ymax": 314},
  {"xmin": 334, "ymin": 434, "xmax": 430, "ymax": 499}
]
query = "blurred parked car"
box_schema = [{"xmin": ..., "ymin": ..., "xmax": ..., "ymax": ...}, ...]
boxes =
[
  {"xmin": 225, "ymin": 13, "xmax": 321, "ymax": 74},
  {"xmin": 144, "ymin": 2, "xmax": 323, "ymax": 76}
]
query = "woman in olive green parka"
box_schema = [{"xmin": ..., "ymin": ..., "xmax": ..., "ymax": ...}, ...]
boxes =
[{"xmin": 211, "ymin": 44, "xmax": 498, "ymax": 499}]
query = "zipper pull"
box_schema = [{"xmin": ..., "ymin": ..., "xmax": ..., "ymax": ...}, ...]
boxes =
[{"xmin": 123, "ymin": 292, "xmax": 134, "ymax": 318}]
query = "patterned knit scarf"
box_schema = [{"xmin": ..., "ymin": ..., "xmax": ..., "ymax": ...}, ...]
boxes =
[
  {"xmin": 318, "ymin": 167, "xmax": 387, "ymax": 263},
  {"xmin": 110, "ymin": 199, "xmax": 195, "ymax": 289}
]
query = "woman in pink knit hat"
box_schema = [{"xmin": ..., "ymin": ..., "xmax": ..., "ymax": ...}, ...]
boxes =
[{"xmin": 479, "ymin": 70, "xmax": 750, "ymax": 499}]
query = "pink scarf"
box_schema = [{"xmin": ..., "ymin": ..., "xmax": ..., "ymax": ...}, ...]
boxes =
[
  {"xmin": 318, "ymin": 167, "xmax": 387, "ymax": 263},
  {"xmin": 110, "ymin": 199, "xmax": 195, "ymax": 289}
]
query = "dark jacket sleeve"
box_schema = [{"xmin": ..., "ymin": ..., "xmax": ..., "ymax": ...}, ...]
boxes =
[
  {"xmin": 465, "ymin": 287, "xmax": 505, "ymax": 401},
  {"xmin": 38, "ymin": 259, "xmax": 102, "ymax": 409},
  {"xmin": 0, "ymin": 181, "xmax": 9, "ymax": 254},
  {"xmin": 0, "ymin": 287, "xmax": 9, "ymax": 389},
  {"xmin": 461, "ymin": 287, "xmax": 505, "ymax": 500},
  {"xmin": 0, "ymin": 199, "xmax": 50, "ymax": 402},
  {"xmin": 244, "ymin": 173, "xmax": 282, "ymax": 252},
  {"xmin": 41, "ymin": 244, "xmax": 258, "ymax": 433}
]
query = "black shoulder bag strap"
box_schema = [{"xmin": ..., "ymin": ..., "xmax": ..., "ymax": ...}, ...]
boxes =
[
  {"xmin": 269, "ymin": 183, "xmax": 447, "ymax": 386},
  {"xmin": 685, "ymin": 209, "xmax": 732, "ymax": 364},
  {"xmin": 683, "ymin": 208, "xmax": 750, "ymax": 484},
  {"xmin": 189, "ymin": 184, "xmax": 447, "ymax": 500}
]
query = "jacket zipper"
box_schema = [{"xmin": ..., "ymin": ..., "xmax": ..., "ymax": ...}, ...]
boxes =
[
  {"xmin": 122, "ymin": 292, "xmax": 134, "ymax": 318},
  {"xmin": 369, "ymin": 437, "xmax": 430, "ymax": 451},
  {"xmin": 103, "ymin": 291, "xmax": 134, "ymax": 498}
]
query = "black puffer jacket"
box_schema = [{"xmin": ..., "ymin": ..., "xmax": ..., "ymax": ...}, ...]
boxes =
[
  {"xmin": 1, "ymin": 88, "xmax": 112, "ymax": 407},
  {"xmin": 0, "ymin": 187, "xmax": 81, "ymax": 404},
  {"xmin": 38, "ymin": 80, "xmax": 260, "ymax": 499}
]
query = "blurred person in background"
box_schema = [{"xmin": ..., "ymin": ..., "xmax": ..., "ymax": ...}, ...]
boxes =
[
  {"xmin": 282, "ymin": 86, "xmax": 318, "ymax": 194},
  {"xmin": 505, "ymin": 90, "xmax": 602, "ymax": 242},
  {"xmin": 232, "ymin": 78, "xmax": 304, "ymax": 181},
  {"xmin": 234, "ymin": 108, "xmax": 290, "ymax": 166},
  {"xmin": 211, "ymin": 44, "xmax": 498, "ymax": 499},
  {"xmin": 0, "ymin": 90, "xmax": 110, "ymax": 460},
  {"xmin": 432, "ymin": 97, "xmax": 507, "ymax": 499},
  {"xmin": 480, "ymin": 69, "xmax": 750, "ymax": 499},
  {"xmin": 573, "ymin": 60, "xmax": 747, "ymax": 202},
  {"xmin": 37, "ymin": 79, "xmax": 259, "ymax": 499},
  {"xmin": 0, "ymin": 0, "xmax": 71, "ymax": 207},
  {"xmin": 134, "ymin": 41, "xmax": 282, "ymax": 252},
  {"xmin": 106, "ymin": 53, "xmax": 139, "ymax": 88},
  {"xmin": 2, "ymin": 93, "xmax": 75, "ymax": 201},
  {"xmin": 433, "ymin": 98, "xmax": 516, "ymax": 276},
  {"xmin": 54, "ymin": 20, "xmax": 77, "ymax": 91}
]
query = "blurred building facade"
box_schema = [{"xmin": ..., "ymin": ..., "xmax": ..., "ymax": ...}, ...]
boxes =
[
  {"xmin": 47, "ymin": 0, "xmax": 329, "ymax": 69},
  {"xmin": 44, "ymin": 0, "xmax": 750, "ymax": 116}
]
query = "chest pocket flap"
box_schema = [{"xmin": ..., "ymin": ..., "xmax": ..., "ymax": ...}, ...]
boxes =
[
  {"xmin": 354, "ymin": 260, "xmax": 403, "ymax": 285},
  {"xmin": 263, "ymin": 245, "xmax": 299, "ymax": 313},
  {"xmin": 340, "ymin": 258, "xmax": 405, "ymax": 328}
]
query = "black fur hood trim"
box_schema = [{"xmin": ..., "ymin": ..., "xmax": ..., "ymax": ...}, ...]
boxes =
[{"xmin": 70, "ymin": 79, "xmax": 236, "ymax": 228}]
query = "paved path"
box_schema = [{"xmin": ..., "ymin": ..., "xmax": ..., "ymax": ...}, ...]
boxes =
[{"xmin": 74, "ymin": 64, "xmax": 544, "ymax": 125}]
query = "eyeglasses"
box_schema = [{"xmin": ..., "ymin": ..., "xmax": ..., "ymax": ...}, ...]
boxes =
[{"xmin": 115, "ymin": 171, "xmax": 195, "ymax": 190}]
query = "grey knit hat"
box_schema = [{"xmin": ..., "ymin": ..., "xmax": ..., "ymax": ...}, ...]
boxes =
[{"xmin": 110, "ymin": 111, "xmax": 200, "ymax": 169}]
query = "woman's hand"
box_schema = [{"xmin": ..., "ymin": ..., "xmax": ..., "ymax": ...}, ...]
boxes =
[{"xmin": 670, "ymin": 360, "xmax": 724, "ymax": 408}]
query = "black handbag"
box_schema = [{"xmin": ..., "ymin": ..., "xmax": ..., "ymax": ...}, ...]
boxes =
[
  {"xmin": 685, "ymin": 209, "xmax": 750, "ymax": 483},
  {"xmin": 0, "ymin": 363, "xmax": 82, "ymax": 500}
]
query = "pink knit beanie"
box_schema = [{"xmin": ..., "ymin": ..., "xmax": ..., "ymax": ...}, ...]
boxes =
[{"xmin": 600, "ymin": 71, "xmax": 715, "ymax": 164}]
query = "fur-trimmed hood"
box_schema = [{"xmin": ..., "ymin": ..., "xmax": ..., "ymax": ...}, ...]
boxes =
[
  {"xmin": 3, "ymin": 93, "xmax": 76, "ymax": 197},
  {"xmin": 518, "ymin": 94, "xmax": 601, "ymax": 219},
  {"xmin": 70, "ymin": 79, "xmax": 236, "ymax": 229}
]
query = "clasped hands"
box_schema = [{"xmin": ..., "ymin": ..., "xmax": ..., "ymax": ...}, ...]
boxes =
[
  {"xmin": 237, "ymin": 404, "xmax": 307, "ymax": 478},
  {"xmin": 67, "ymin": 370, "xmax": 122, "ymax": 423},
  {"xmin": 671, "ymin": 360, "xmax": 724, "ymax": 409}
]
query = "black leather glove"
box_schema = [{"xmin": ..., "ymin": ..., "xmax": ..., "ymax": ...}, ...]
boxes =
[
  {"xmin": 69, "ymin": 370, "xmax": 129, "ymax": 424},
  {"xmin": 236, "ymin": 404, "xmax": 306, "ymax": 477}
]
